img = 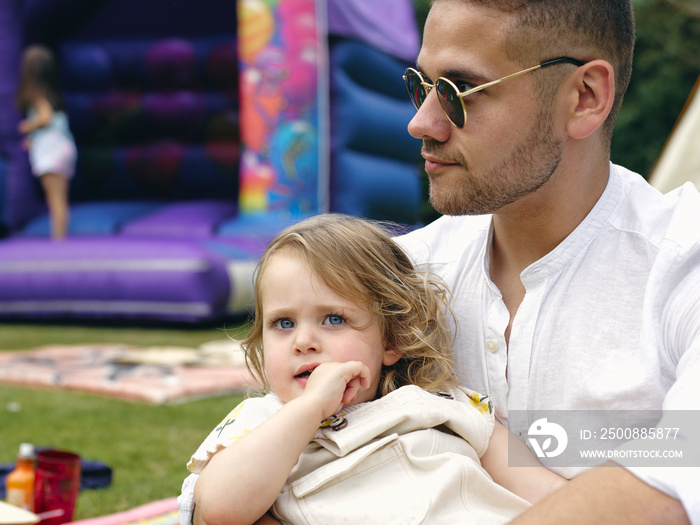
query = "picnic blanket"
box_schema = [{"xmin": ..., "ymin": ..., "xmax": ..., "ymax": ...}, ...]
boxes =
[
  {"xmin": 0, "ymin": 340, "xmax": 254, "ymax": 404},
  {"xmin": 70, "ymin": 498, "xmax": 180, "ymax": 525}
]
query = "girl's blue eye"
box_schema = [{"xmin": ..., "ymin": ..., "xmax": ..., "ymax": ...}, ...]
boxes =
[
  {"xmin": 275, "ymin": 318, "xmax": 294, "ymax": 329},
  {"xmin": 324, "ymin": 315, "xmax": 345, "ymax": 326}
]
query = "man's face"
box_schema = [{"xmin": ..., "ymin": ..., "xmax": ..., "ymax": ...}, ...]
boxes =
[{"xmin": 408, "ymin": 0, "xmax": 563, "ymax": 216}]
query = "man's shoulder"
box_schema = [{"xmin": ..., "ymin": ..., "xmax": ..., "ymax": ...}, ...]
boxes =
[
  {"xmin": 395, "ymin": 214, "xmax": 491, "ymax": 265},
  {"xmin": 658, "ymin": 182, "xmax": 700, "ymax": 250},
  {"xmin": 615, "ymin": 165, "xmax": 700, "ymax": 250}
]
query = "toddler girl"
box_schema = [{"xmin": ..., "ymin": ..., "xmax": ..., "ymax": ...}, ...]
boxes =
[{"xmin": 179, "ymin": 214, "xmax": 566, "ymax": 525}]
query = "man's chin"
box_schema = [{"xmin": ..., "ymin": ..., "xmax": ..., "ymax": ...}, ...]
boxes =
[
  {"xmin": 430, "ymin": 200, "xmax": 497, "ymax": 217},
  {"xmin": 429, "ymin": 194, "xmax": 480, "ymax": 216}
]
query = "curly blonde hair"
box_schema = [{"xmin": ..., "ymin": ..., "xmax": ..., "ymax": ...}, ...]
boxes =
[{"xmin": 242, "ymin": 213, "xmax": 459, "ymax": 396}]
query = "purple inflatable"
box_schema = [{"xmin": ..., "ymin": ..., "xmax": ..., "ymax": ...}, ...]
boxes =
[{"xmin": 0, "ymin": 0, "xmax": 422, "ymax": 322}]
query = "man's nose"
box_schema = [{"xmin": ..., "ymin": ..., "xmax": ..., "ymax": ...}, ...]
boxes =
[{"xmin": 407, "ymin": 88, "xmax": 452, "ymax": 143}]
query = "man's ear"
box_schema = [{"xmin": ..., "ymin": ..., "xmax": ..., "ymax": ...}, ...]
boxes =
[
  {"xmin": 383, "ymin": 347, "xmax": 402, "ymax": 366},
  {"xmin": 564, "ymin": 59, "xmax": 615, "ymax": 140}
]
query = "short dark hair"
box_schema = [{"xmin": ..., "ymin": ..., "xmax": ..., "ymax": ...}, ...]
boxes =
[{"xmin": 430, "ymin": 0, "xmax": 635, "ymax": 139}]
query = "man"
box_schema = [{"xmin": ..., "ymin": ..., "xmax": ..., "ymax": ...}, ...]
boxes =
[{"xmin": 396, "ymin": 0, "xmax": 700, "ymax": 522}]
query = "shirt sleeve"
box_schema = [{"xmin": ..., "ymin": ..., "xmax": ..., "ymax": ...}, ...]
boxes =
[
  {"xmin": 177, "ymin": 394, "xmax": 283, "ymax": 525},
  {"xmin": 453, "ymin": 386, "xmax": 496, "ymax": 457},
  {"xmin": 187, "ymin": 394, "xmax": 283, "ymax": 474},
  {"xmin": 616, "ymin": 249, "xmax": 700, "ymax": 524},
  {"xmin": 178, "ymin": 473, "xmax": 198, "ymax": 525},
  {"xmin": 615, "ymin": 354, "xmax": 700, "ymax": 522}
]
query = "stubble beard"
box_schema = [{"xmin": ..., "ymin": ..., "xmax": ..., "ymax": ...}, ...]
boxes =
[{"xmin": 426, "ymin": 108, "xmax": 563, "ymax": 216}]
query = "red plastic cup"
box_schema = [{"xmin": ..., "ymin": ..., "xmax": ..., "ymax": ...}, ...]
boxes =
[{"xmin": 33, "ymin": 450, "xmax": 82, "ymax": 525}]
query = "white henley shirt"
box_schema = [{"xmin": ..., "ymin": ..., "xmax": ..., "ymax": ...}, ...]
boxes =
[{"xmin": 396, "ymin": 163, "xmax": 700, "ymax": 522}]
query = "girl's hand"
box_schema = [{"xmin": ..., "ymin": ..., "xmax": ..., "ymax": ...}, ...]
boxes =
[
  {"xmin": 18, "ymin": 97, "xmax": 54, "ymax": 134},
  {"xmin": 194, "ymin": 362, "xmax": 371, "ymax": 525},
  {"xmin": 301, "ymin": 361, "xmax": 371, "ymax": 419}
]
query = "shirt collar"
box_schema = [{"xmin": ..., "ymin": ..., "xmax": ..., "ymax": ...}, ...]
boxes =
[
  {"xmin": 520, "ymin": 162, "xmax": 623, "ymax": 284},
  {"xmin": 480, "ymin": 162, "xmax": 624, "ymax": 287}
]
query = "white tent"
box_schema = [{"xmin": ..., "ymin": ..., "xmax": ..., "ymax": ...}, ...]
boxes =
[{"xmin": 648, "ymin": 76, "xmax": 700, "ymax": 193}]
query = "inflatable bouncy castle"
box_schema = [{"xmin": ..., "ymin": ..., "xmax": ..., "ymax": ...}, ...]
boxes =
[{"xmin": 0, "ymin": 0, "xmax": 422, "ymax": 322}]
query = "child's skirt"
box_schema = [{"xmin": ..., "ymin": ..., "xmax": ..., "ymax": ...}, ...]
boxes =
[{"xmin": 29, "ymin": 128, "xmax": 77, "ymax": 179}]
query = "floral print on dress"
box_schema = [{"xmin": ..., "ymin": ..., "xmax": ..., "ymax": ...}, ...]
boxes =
[
  {"xmin": 215, "ymin": 401, "xmax": 247, "ymax": 441},
  {"xmin": 467, "ymin": 391, "xmax": 493, "ymax": 414}
]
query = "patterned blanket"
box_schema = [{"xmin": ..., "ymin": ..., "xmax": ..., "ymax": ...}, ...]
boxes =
[
  {"xmin": 71, "ymin": 498, "xmax": 179, "ymax": 525},
  {"xmin": 0, "ymin": 340, "xmax": 254, "ymax": 404}
]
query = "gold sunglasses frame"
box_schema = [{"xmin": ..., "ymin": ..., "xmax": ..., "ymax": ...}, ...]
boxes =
[{"xmin": 404, "ymin": 57, "xmax": 586, "ymax": 128}]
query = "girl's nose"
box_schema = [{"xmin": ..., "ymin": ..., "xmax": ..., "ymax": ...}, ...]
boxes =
[{"xmin": 294, "ymin": 326, "xmax": 320, "ymax": 354}]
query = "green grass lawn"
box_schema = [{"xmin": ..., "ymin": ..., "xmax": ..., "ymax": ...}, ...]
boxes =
[
  {"xmin": 0, "ymin": 320, "xmax": 250, "ymax": 350},
  {"xmin": 0, "ymin": 321, "xmax": 250, "ymax": 519},
  {"xmin": 1, "ymin": 384, "xmax": 245, "ymax": 519}
]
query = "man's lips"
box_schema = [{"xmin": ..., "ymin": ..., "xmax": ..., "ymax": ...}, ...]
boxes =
[{"xmin": 422, "ymin": 153, "xmax": 456, "ymax": 172}]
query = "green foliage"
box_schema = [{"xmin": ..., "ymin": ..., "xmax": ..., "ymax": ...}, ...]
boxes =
[
  {"xmin": 412, "ymin": 0, "xmax": 430, "ymax": 32},
  {"xmin": 612, "ymin": 0, "xmax": 700, "ymax": 177}
]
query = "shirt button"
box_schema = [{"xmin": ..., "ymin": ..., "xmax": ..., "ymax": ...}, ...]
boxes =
[{"xmin": 486, "ymin": 340, "xmax": 499, "ymax": 353}]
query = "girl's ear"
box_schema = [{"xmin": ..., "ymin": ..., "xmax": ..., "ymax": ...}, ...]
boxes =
[{"xmin": 383, "ymin": 347, "xmax": 402, "ymax": 366}]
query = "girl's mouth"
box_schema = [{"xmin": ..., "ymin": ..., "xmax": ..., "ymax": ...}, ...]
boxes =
[{"xmin": 294, "ymin": 363, "xmax": 320, "ymax": 381}]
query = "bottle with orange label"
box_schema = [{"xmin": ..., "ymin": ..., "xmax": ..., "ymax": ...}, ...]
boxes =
[{"xmin": 5, "ymin": 443, "xmax": 36, "ymax": 511}]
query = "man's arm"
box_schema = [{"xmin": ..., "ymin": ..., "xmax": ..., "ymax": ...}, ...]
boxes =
[{"xmin": 509, "ymin": 463, "xmax": 689, "ymax": 525}]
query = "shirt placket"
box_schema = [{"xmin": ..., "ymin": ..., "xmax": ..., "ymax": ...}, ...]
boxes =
[
  {"xmin": 506, "ymin": 277, "xmax": 546, "ymax": 438},
  {"xmin": 484, "ymin": 277, "xmax": 510, "ymax": 422}
]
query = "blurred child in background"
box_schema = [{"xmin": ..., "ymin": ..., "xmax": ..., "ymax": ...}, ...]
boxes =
[{"xmin": 16, "ymin": 44, "xmax": 76, "ymax": 240}]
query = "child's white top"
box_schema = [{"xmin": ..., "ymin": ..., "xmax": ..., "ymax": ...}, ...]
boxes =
[{"xmin": 179, "ymin": 384, "xmax": 530, "ymax": 524}]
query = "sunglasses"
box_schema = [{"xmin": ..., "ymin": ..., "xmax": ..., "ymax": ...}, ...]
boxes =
[{"xmin": 403, "ymin": 57, "xmax": 586, "ymax": 128}]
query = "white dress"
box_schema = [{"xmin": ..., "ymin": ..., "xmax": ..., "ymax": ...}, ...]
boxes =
[
  {"xmin": 179, "ymin": 385, "xmax": 531, "ymax": 524},
  {"xmin": 27, "ymin": 109, "xmax": 77, "ymax": 179}
]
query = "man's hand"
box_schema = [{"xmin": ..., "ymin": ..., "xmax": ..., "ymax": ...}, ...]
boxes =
[{"xmin": 509, "ymin": 463, "xmax": 689, "ymax": 524}]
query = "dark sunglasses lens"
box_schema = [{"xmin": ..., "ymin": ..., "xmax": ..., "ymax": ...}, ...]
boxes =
[
  {"xmin": 405, "ymin": 70, "xmax": 427, "ymax": 110},
  {"xmin": 435, "ymin": 79, "xmax": 465, "ymax": 127}
]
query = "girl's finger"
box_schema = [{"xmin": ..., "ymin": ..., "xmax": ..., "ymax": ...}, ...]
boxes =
[{"xmin": 342, "ymin": 379, "xmax": 361, "ymax": 405}]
